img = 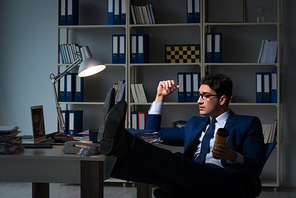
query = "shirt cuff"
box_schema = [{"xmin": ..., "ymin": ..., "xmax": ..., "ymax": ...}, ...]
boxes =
[
  {"xmin": 148, "ymin": 101, "xmax": 163, "ymax": 115},
  {"xmin": 227, "ymin": 152, "xmax": 244, "ymax": 164}
]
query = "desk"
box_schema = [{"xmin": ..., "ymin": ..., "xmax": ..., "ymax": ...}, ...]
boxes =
[{"xmin": 0, "ymin": 146, "xmax": 116, "ymax": 198}]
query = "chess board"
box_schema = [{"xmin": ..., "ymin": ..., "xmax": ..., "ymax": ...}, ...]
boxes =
[{"xmin": 165, "ymin": 45, "xmax": 200, "ymax": 63}]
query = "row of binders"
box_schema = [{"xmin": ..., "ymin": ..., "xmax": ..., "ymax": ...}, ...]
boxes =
[
  {"xmin": 262, "ymin": 120, "xmax": 277, "ymax": 143},
  {"xmin": 62, "ymin": 110, "xmax": 83, "ymax": 136},
  {"xmin": 112, "ymin": 80, "xmax": 126, "ymax": 103},
  {"xmin": 131, "ymin": 111, "xmax": 147, "ymax": 130},
  {"xmin": 59, "ymin": 0, "xmax": 79, "ymax": 25},
  {"xmin": 177, "ymin": 72, "xmax": 200, "ymax": 102},
  {"xmin": 187, "ymin": 0, "xmax": 200, "ymax": 23},
  {"xmin": 59, "ymin": 73, "xmax": 84, "ymax": 102},
  {"xmin": 206, "ymin": 33, "xmax": 222, "ymax": 63},
  {"xmin": 130, "ymin": 4, "xmax": 157, "ymax": 24},
  {"xmin": 257, "ymin": 40, "xmax": 278, "ymax": 63},
  {"xmin": 112, "ymin": 34, "xmax": 149, "ymax": 63},
  {"xmin": 256, "ymin": 72, "xmax": 277, "ymax": 103},
  {"xmin": 59, "ymin": 43, "xmax": 80, "ymax": 64},
  {"xmin": 130, "ymin": 84, "xmax": 148, "ymax": 103},
  {"xmin": 108, "ymin": 0, "xmax": 126, "ymax": 25}
]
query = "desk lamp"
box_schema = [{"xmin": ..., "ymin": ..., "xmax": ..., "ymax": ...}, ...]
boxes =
[{"xmin": 50, "ymin": 46, "xmax": 106, "ymax": 133}]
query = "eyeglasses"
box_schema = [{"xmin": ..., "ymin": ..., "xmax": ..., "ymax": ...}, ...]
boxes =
[{"xmin": 197, "ymin": 92, "xmax": 219, "ymax": 100}]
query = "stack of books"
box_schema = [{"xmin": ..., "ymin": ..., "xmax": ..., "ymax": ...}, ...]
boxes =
[
  {"xmin": 257, "ymin": 40, "xmax": 278, "ymax": 63},
  {"xmin": 0, "ymin": 126, "xmax": 24, "ymax": 154},
  {"xmin": 130, "ymin": 4, "xmax": 157, "ymax": 24},
  {"xmin": 130, "ymin": 83, "xmax": 147, "ymax": 103},
  {"xmin": 59, "ymin": 43, "xmax": 80, "ymax": 64}
]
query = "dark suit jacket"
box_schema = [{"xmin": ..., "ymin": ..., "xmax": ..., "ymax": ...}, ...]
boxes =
[{"xmin": 146, "ymin": 109, "xmax": 265, "ymax": 197}]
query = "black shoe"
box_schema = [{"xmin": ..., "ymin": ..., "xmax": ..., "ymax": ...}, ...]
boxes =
[
  {"xmin": 98, "ymin": 88, "xmax": 115, "ymax": 143},
  {"xmin": 103, "ymin": 88, "xmax": 115, "ymax": 122},
  {"xmin": 100, "ymin": 100, "xmax": 128, "ymax": 159}
]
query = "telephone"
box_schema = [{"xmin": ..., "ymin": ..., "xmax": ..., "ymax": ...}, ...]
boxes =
[{"xmin": 62, "ymin": 141, "xmax": 100, "ymax": 154}]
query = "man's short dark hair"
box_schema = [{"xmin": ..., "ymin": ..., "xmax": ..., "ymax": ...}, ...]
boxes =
[{"xmin": 200, "ymin": 74, "xmax": 233, "ymax": 105}]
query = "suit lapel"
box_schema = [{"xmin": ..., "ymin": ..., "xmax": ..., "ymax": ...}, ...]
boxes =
[{"xmin": 224, "ymin": 110, "xmax": 238, "ymax": 131}]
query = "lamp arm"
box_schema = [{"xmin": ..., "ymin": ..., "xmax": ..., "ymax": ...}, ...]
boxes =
[{"xmin": 50, "ymin": 57, "xmax": 82, "ymax": 134}]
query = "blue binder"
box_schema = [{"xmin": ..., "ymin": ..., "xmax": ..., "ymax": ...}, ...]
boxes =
[
  {"xmin": 58, "ymin": 75, "xmax": 66, "ymax": 102},
  {"xmin": 59, "ymin": 0, "xmax": 67, "ymax": 25},
  {"xmin": 271, "ymin": 72, "xmax": 277, "ymax": 103},
  {"xmin": 114, "ymin": 0, "xmax": 120, "ymax": 25},
  {"xmin": 206, "ymin": 33, "xmax": 213, "ymax": 63},
  {"xmin": 66, "ymin": 73, "xmax": 74, "ymax": 102},
  {"xmin": 74, "ymin": 73, "xmax": 84, "ymax": 102},
  {"xmin": 67, "ymin": 0, "xmax": 79, "ymax": 25},
  {"xmin": 138, "ymin": 34, "xmax": 149, "ymax": 63},
  {"xmin": 192, "ymin": 72, "xmax": 200, "ymax": 102},
  {"xmin": 263, "ymin": 72, "xmax": 271, "ymax": 103},
  {"xmin": 62, "ymin": 110, "xmax": 69, "ymax": 134},
  {"xmin": 131, "ymin": 111, "xmax": 138, "ymax": 129},
  {"xmin": 193, "ymin": 0, "xmax": 200, "ymax": 23},
  {"xmin": 213, "ymin": 33, "xmax": 222, "ymax": 63},
  {"xmin": 112, "ymin": 34, "xmax": 119, "ymax": 63},
  {"xmin": 107, "ymin": 0, "xmax": 114, "ymax": 25},
  {"xmin": 256, "ymin": 72, "xmax": 263, "ymax": 103},
  {"xmin": 185, "ymin": 72, "xmax": 193, "ymax": 102},
  {"xmin": 68, "ymin": 110, "xmax": 83, "ymax": 136},
  {"xmin": 177, "ymin": 72, "xmax": 185, "ymax": 102},
  {"xmin": 186, "ymin": 0, "xmax": 193, "ymax": 23},
  {"xmin": 120, "ymin": 0, "xmax": 126, "ymax": 25},
  {"xmin": 119, "ymin": 34, "xmax": 126, "ymax": 63},
  {"xmin": 131, "ymin": 34, "xmax": 138, "ymax": 63}
]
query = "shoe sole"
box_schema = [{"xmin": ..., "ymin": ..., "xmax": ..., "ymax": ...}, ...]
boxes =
[
  {"xmin": 100, "ymin": 100, "xmax": 126, "ymax": 155},
  {"xmin": 103, "ymin": 88, "xmax": 115, "ymax": 121}
]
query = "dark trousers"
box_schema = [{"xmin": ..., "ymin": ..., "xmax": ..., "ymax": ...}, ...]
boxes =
[{"xmin": 111, "ymin": 137, "xmax": 241, "ymax": 197}]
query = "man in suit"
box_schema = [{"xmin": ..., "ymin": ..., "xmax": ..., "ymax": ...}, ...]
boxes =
[{"xmin": 100, "ymin": 74, "xmax": 265, "ymax": 197}]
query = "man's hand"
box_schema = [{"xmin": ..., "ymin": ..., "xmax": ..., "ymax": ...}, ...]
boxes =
[
  {"xmin": 155, "ymin": 80, "xmax": 180, "ymax": 102},
  {"xmin": 212, "ymin": 144, "xmax": 237, "ymax": 162}
]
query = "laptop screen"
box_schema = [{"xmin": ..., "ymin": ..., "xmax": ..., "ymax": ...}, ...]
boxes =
[{"xmin": 30, "ymin": 105, "xmax": 47, "ymax": 143}]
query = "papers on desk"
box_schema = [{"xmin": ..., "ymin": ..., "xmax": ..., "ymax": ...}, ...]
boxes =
[{"xmin": 0, "ymin": 126, "xmax": 24, "ymax": 154}]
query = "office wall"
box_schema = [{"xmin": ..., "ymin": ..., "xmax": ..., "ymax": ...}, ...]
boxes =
[{"xmin": 0, "ymin": 0, "xmax": 296, "ymax": 186}]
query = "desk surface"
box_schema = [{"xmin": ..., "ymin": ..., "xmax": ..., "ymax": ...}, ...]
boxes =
[
  {"xmin": 0, "ymin": 145, "xmax": 112, "ymax": 161},
  {"xmin": 0, "ymin": 146, "xmax": 116, "ymax": 183}
]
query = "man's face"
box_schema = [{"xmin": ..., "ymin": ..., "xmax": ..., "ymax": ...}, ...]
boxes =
[{"xmin": 197, "ymin": 84, "xmax": 222, "ymax": 118}]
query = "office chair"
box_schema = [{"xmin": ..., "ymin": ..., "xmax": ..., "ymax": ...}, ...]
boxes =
[{"xmin": 153, "ymin": 142, "xmax": 277, "ymax": 198}]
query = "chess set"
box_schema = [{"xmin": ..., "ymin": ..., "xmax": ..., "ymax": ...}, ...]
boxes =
[{"xmin": 165, "ymin": 44, "xmax": 200, "ymax": 63}]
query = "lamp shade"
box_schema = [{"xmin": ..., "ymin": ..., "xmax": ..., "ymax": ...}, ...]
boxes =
[{"xmin": 78, "ymin": 46, "xmax": 106, "ymax": 77}]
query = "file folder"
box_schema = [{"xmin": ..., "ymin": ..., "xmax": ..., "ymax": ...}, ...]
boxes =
[
  {"xmin": 74, "ymin": 73, "xmax": 84, "ymax": 102},
  {"xmin": 186, "ymin": 0, "xmax": 193, "ymax": 23},
  {"xmin": 59, "ymin": 75, "xmax": 66, "ymax": 102},
  {"xmin": 66, "ymin": 73, "xmax": 75, "ymax": 102},
  {"xmin": 62, "ymin": 110, "xmax": 69, "ymax": 134},
  {"xmin": 138, "ymin": 111, "xmax": 146, "ymax": 130},
  {"xmin": 68, "ymin": 110, "xmax": 83, "ymax": 136},
  {"xmin": 119, "ymin": 34, "xmax": 126, "ymax": 63},
  {"xmin": 271, "ymin": 72, "xmax": 277, "ymax": 103},
  {"xmin": 213, "ymin": 33, "xmax": 222, "ymax": 63},
  {"xmin": 192, "ymin": 72, "xmax": 200, "ymax": 102},
  {"xmin": 263, "ymin": 72, "xmax": 271, "ymax": 103},
  {"xmin": 193, "ymin": 0, "xmax": 200, "ymax": 23},
  {"xmin": 138, "ymin": 34, "xmax": 149, "ymax": 63},
  {"xmin": 131, "ymin": 111, "xmax": 138, "ymax": 129},
  {"xmin": 112, "ymin": 34, "xmax": 119, "ymax": 63},
  {"xmin": 114, "ymin": 0, "xmax": 120, "ymax": 25},
  {"xmin": 177, "ymin": 72, "xmax": 185, "ymax": 102},
  {"xmin": 107, "ymin": 0, "xmax": 114, "ymax": 25},
  {"xmin": 185, "ymin": 72, "xmax": 193, "ymax": 102},
  {"xmin": 59, "ymin": 0, "xmax": 67, "ymax": 25},
  {"xmin": 256, "ymin": 72, "xmax": 263, "ymax": 103},
  {"xmin": 206, "ymin": 33, "xmax": 213, "ymax": 63},
  {"xmin": 121, "ymin": 0, "xmax": 126, "ymax": 25},
  {"xmin": 67, "ymin": 0, "xmax": 79, "ymax": 25},
  {"xmin": 131, "ymin": 34, "xmax": 138, "ymax": 63}
]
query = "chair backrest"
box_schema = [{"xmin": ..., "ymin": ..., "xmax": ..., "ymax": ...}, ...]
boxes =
[{"xmin": 263, "ymin": 142, "xmax": 277, "ymax": 166}]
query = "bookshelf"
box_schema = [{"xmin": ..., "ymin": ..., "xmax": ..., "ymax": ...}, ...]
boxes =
[{"xmin": 56, "ymin": 0, "xmax": 283, "ymax": 189}]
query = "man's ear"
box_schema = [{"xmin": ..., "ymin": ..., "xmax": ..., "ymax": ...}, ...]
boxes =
[{"xmin": 219, "ymin": 95, "xmax": 227, "ymax": 105}]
